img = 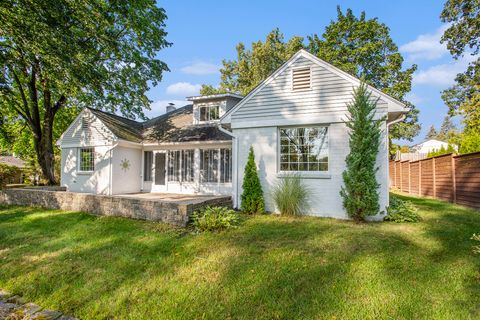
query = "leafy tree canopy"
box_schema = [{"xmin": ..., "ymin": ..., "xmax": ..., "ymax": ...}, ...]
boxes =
[
  {"xmin": 441, "ymin": 0, "xmax": 480, "ymax": 58},
  {"xmin": 0, "ymin": 0, "xmax": 171, "ymax": 183}
]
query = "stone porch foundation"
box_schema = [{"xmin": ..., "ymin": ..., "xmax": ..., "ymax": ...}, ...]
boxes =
[{"xmin": 0, "ymin": 189, "xmax": 232, "ymax": 227}]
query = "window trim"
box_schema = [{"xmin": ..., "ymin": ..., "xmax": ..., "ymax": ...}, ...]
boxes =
[
  {"xmin": 198, "ymin": 104, "xmax": 220, "ymax": 123},
  {"xmin": 291, "ymin": 66, "xmax": 312, "ymax": 92},
  {"xmin": 200, "ymin": 147, "xmax": 232, "ymax": 184},
  {"xmin": 276, "ymin": 125, "xmax": 330, "ymax": 177},
  {"xmin": 78, "ymin": 147, "xmax": 95, "ymax": 174}
]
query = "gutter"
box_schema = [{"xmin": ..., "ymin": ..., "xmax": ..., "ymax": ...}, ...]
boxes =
[{"xmin": 386, "ymin": 114, "xmax": 406, "ymax": 127}]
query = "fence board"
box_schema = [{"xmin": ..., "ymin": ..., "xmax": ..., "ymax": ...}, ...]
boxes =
[{"xmin": 390, "ymin": 152, "xmax": 480, "ymax": 209}]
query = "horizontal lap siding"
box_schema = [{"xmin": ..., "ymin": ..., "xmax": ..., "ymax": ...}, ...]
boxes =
[
  {"xmin": 401, "ymin": 162, "xmax": 410, "ymax": 193},
  {"xmin": 390, "ymin": 152, "xmax": 480, "ymax": 209},
  {"xmin": 420, "ymin": 159, "xmax": 434, "ymax": 197},
  {"xmin": 455, "ymin": 153, "xmax": 480, "ymax": 208},
  {"xmin": 232, "ymin": 56, "xmax": 388, "ymax": 122},
  {"xmin": 410, "ymin": 161, "xmax": 420, "ymax": 195},
  {"xmin": 435, "ymin": 155, "xmax": 453, "ymax": 201},
  {"xmin": 389, "ymin": 161, "xmax": 396, "ymax": 188}
]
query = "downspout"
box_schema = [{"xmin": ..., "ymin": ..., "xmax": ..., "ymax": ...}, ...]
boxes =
[{"xmin": 217, "ymin": 124, "xmax": 238, "ymax": 208}]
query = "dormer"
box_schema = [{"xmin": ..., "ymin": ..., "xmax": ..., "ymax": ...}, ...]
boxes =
[{"xmin": 187, "ymin": 93, "xmax": 243, "ymax": 125}]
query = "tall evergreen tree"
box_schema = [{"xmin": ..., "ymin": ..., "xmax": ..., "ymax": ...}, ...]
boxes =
[
  {"xmin": 340, "ymin": 83, "xmax": 383, "ymax": 221},
  {"xmin": 425, "ymin": 125, "xmax": 438, "ymax": 140},
  {"xmin": 241, "ymin": 147, "xmax": 265, "ymax": 214},
  {"xmin": 437, "ymin": 116, "xmax": 456, "ymax": 141}
]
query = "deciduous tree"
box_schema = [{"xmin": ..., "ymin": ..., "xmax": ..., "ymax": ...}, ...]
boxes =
[{"xmin": 0, "ymin": 0, "xmax": 171, "ymax": 184}]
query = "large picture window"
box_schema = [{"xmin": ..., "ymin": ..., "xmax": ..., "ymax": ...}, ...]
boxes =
[
  {"xmin": 168, "ymin": 150, "xmax": 194, "ymax": 182},
  {"xmin": 199, "ymin": 105, "xmax": 220, "ymax": 122},
  {"xmin": 279, "ymin": 127, "xmax": 328, "ymax": 172},
  {"xmin": 79, "ymin": 148, "xmax": 95, "ymax": 172}
]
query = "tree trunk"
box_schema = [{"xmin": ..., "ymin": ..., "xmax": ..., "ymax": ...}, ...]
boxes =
[{"xmin": 32, "ymin": 123, "xmax": 56, "ymax": 185}]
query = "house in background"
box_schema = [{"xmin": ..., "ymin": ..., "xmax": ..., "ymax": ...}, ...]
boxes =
[
  {"xmin": 0, "ymin": 155, "xmax": 26, "ymax": 184},
  {"xmin": 57, "ymin": 49, "xmax": 408, "ymax": 219},
  {"xmin": 411, "ymin": 139, "xmax": 457, "ymax": 154}
]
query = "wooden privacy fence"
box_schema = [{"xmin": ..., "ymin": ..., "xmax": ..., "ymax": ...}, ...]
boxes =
[{"xmin": 389, "ymin": 152, "xmax": 480, "ymax": 209}]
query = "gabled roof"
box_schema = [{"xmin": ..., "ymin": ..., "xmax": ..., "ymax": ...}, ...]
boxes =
[
  {"xmin": 0, "ymin": 156, "xmax": 25, "ymax": 168},
  {"xmin": 87, "ymin": 108, "xmax": 143, "ymax": 143},
  {"xmin": 59, "ymin": 105, "xmax": 232, "ymax": 145},
  {"xmin": 220, "ymin": 49, "xmax": 409, "ymax": 124},
  {"xmin": 142, "ymin": 105, "xmax": 231, "ymax": 143}
]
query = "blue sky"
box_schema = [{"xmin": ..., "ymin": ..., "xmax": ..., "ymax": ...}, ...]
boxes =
[{"xmin": 147, "ymin": 0, "xmax": 469, "ymax": 144}]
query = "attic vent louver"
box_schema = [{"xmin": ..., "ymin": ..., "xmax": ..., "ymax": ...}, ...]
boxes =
[
  {"xmin": 81, "ymin": 116, "xmax": 89, "ymax": 129},
  {"xmin": 292, "ymin": 67, "xmax": 311, "ymax": 91}
]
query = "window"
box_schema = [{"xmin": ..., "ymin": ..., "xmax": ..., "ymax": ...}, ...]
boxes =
[
  {"xmin": 200, "ymin": 149, "xmax": 218, "ymax": 182},
  {"xmin": 144, "ymin": 151, "xmax": 153, "ymax": 181},
  {"xmin": 200, "ymin": 148, "xmax": 232, "ymax": 183},
  {"xmin": 279, "ymin": 127, "xmax": 328, "ymax": 172},
  {"xmin": 199, "ymin": 105, "xmax": 220, "ymax": 122},
  {"xmin": 181, "ymin": 150, "xmax": 195, "ymax": 182},
  {"xmin": 79, "ymin": 148, "xmax": 95, "ymax": 172},
  {"xmin": 220, "ymin": 148, "xmax": 232, "ymax": 183},
  {"xmin": 168, "ymin": 150, "xmax": 194, "ymax": 182},
  {"xmin": 292, "ymin": 67, "xmax": 311, "ymax": 91}
]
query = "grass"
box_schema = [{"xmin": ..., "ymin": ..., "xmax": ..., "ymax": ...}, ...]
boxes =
[{"xmin": 0, "ymin": 193, "xmax": 479, "ymax": 319}]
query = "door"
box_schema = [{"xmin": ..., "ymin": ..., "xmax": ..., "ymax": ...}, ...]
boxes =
[{"xmin": 154, "ymin": 152, "xmax": 166, "ymax": 186}]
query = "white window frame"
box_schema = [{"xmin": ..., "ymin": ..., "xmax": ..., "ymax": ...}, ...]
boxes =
[
  {"xmin": 291, "ymin": 66, "xmax": 312, "ymax": 92},
  {"xmin": 167, "ymin": 149, "xmax": 195, "ymax": 183},
  {"xmin": 277, "ymin": 125, "xmax": 330, "ymax": 178},
  {"xmin": 198, "ymin": 104, "xmax": 220, "ymax": 123},
  {"xmin": 200, "ymin": 148, "xmax": 232, "ymax": 183},
  {"xmin": 78, "ymin": 147, "xmax": 95, "ymax": 173}
]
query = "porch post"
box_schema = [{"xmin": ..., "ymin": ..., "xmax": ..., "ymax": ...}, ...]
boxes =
[{"xmin": 194, "ymin": 148, "xmax": 201, "ymax": 193}]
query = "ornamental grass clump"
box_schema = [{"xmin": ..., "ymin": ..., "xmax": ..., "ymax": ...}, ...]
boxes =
[
  {"xmin": 272, "ymin": 174, "xmax": 310, "ymax": 216},
  {"xmin": 241, "ymin": 146, "xmax": 265, "ymax": 214}
]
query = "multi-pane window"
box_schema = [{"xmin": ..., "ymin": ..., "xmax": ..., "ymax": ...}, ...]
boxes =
[
  {"xmin": 200, "ymin": 148, "xmax": 232, "ymax": 183},
  {"xmin": 279, "ymin": 127, "xmax": 328, "ymax": 172},
  {"xmin": 144, "ymin": 151, "xmax": 153, "ymax": 181},
  {"xmin": 199, "ymin": 105, "xmax": 220, "ymax": 122},
  {"xmin": 220, "ymin": 149, "xmax": 232, "ymax": 183},
  {"xmin": 181, "ymin": 150, "xmax": 195, "ymax": 182},
  {"xmin": 168, "ymin": 150, "xmax": 194, "ymax": 182},
  {"xmin": 79, "ymin": 148, "xmax": 95, "ymax": 172},
  {"xmin": 200, "ymin": 149, "xmax": 219, "ymax": 182}
]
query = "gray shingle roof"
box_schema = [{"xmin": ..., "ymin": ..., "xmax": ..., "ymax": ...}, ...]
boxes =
[
  {"xmin": 0, "ymin": 156, "xmax": 26, "ymax": 168},
  {"xmin": 87, "ymin": 105, "xmax": 231, "ymax": 144}
]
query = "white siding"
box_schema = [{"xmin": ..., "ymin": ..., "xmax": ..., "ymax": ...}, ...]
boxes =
[
  {"xmin": 111, "ymin": 146, "xmax": 142, "ymax": 194},
  {"xmin": 233, "ymin": 123, "xmax": 389, "ymax": 219},
  {"xmin": 192, "ymin": 99, "xmax": 228, "ymax": 125},
  {"xmin": 60, "ymin": 146, "xmax": 112, "ymax": 194},
  {"xmin": 231, "ymin": 56, "xmax": 388, "ymax": 126},
  {"xmin": 60, "ymin": 110, "xmax": 115, "ymax": 147}
]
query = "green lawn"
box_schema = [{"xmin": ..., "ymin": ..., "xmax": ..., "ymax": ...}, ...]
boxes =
[{"xmin": 1, "ymin": 194, "xmax": 479, "ymax": 319}]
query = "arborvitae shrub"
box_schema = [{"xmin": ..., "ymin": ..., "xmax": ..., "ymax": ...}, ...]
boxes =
[
  {"xmin": 241, "ymin": 146, "xmax": 265, "ymax": 214},
  {"xmin": 340, "ymin": 83, "xmax": 383, "ymax": 221}
]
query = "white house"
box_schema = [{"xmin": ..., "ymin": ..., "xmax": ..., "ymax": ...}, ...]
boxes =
[
  {"xmin": 57, "ymin": 49, "xmax": 408, "ymax": 219},
  {"xmin": 411, "ymin": 139, "xmax": 457, "ymax": 154}
]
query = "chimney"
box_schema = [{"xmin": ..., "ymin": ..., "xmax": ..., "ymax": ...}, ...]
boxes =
[{"xmin": 166, "ymin": 103, "xmax": 176, "ymax": 113}]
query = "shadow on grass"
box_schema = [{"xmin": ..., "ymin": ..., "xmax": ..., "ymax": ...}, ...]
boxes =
[{"xmin": 0, "ymin": 201, "xmax": 479, "ymax": 319}]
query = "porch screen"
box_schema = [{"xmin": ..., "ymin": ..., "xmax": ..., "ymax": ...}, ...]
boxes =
[
  {"xmin": 168, "ymin": 150, "xmax": 194, "ymax": 182},
  {"xmin": 143, "ymin": 151, "xmax": 153, "ymax": 181},
  {"xmin": 200, "ymin": 148, "xmax": 232, "ymax": 183}
]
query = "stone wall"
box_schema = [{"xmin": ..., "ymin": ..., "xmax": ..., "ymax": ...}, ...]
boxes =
[{"xmin": 0, "ymin": 189, "xmax": 232, "ymax": 227}]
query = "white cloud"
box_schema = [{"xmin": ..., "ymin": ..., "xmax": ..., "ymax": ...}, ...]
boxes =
[
  {"xmin": 404, "ymin": 92, "xmax": 425, "ymax": 105},
  {"xmin": 166, "ymin": 82, "xmax": 201, "ymax": 96},
  {"xmin": 412, "ymin": 55, "xmax": 475, "ymax": 87},
  {"xmin": 144, "ymin": 99, "xmax": 189, "ymax": 118},
  {"xmin": 181, "ymin": 61, "xmax": 220, "ymax": 75},
  {"xmin": 400, "ymin": 25, "xmax": 449, "ymax": 61}
]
